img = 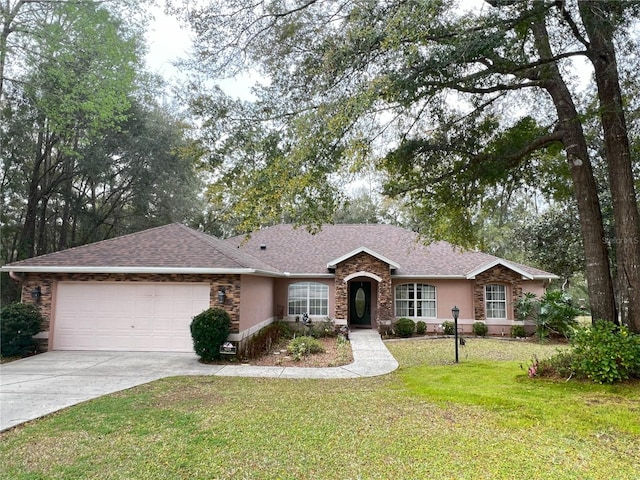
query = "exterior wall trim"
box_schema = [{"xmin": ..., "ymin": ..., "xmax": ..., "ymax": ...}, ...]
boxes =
[{"xmin": 343, "ymin": 271, "xmax": 383, "ymax": 283}]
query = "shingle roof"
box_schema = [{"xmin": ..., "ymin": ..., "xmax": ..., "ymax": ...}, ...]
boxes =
[
  {"xmin": 3, "ymin": 223, "xmax": 556, "ymax": 279},
  {"xmin": 226, "ymin": 223, "xmax": 557, "ymax": 279},
  {"xmin": 3, "ymin": 223, "xmax": 279, "ymax": 274}
]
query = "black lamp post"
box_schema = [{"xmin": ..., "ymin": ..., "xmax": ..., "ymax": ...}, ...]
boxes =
[{"xmin": 452, "ymin": 306, "xmax": 460, "ymax": 363}]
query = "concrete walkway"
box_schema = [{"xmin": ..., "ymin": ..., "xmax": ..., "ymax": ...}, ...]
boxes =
[{"xmin": 0, "ymin": 330, "xmax": 397, "ymax": 431}]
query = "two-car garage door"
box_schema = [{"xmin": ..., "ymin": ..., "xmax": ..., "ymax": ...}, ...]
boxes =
[{"xmin": 53, "ymin": 282, "xmax": 211, "ymax": 352}]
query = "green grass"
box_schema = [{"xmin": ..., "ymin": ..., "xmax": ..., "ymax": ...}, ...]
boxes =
[{"xmin": 1, "ymin": 339, "xmax": 638, "ymax": 479}]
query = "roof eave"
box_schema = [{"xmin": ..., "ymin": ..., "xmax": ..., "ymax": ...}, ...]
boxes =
[{"xmin": 0, "ymin": 266, "xmax": 281, "ymax": 276}]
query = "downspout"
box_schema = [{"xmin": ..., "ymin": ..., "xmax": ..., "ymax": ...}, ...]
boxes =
[{"xmin": 9, "ymin": 271, "xmax": 23, "ymax": 283}]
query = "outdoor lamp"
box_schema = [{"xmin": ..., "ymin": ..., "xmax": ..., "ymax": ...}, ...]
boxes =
[
  {"xmin": 452, "ymin": 306, "xmax": 460, "ymax": 363},
  {"xmin": 31, "ymin": 286, "xmax": 42, "ymax": 302},
  {"xmin": 217, "ymin": 288, "xmax": 226, "ymax": 304}
]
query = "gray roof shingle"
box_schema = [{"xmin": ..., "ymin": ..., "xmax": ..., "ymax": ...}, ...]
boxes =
[
  {"xmin": 3, "ymin": 223, "xmax": 279, "ymax": 273},
  {"xmin": 3, "ymin": 223, "xmax": 556, "ymax": 279},
  {"xmin": 226, "ymin": 224, "xmax": 556, "ymax": 278}
]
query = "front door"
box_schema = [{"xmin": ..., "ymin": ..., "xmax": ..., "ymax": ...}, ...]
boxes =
[{"xmin": 349, "ymin": 281, "xmax": 371, "ymax": 327}]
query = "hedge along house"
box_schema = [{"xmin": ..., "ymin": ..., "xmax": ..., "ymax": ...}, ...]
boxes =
[{"xmin": 2, "ymin": 223, "xmax": 557, "ymax": 353}]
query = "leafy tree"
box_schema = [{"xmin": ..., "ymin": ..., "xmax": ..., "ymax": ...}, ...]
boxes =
[
  {"xmin": 1, "ymin": 1, "xmax": 204, "ymax": 305},
  {"xmin": 172, "ymin": 0, "xmax": 640, "ymax": 330},
  {"xmin": 518, "ymin": 203, "xmax": 584, "ymax": 288}
]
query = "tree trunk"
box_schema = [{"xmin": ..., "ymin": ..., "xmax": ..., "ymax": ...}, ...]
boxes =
[
  {"xmin": 579, "ymin": 0, "xmax": 640, "ymax": 332},
  {"xmin": 530, "ymin": 18, "xmax": 618, "ymax": 324},
  {"xmin": 17, "ymin": 125, "xmax": 45, "ymax": 260}
]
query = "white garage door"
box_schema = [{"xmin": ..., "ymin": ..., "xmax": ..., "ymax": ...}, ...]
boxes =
[{"xmin": 53, "ymin": 282, "xmax": 211, "ymax": 352}]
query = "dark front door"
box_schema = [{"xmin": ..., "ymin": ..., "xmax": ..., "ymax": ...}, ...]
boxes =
[{"xmin": 349, "ymin": 282, "xmax": 371, "ymax": 327}]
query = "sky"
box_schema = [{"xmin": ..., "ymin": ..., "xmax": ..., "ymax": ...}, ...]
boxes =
[
  {"xmin": 145, "ymin": 6, "xmax": 256, "ymax": 99},
  {"xmin": 144, "ymin": 6, "xmax": 192, "ymax": 83}
]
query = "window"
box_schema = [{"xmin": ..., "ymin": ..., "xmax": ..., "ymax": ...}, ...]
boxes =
[
  {"xmin": 395, "ymin": 283, "xmax": 436, "ymax": 318},
  {"xmin": 288, "ymin": 282, "xmax": 329, "ymax": 316},
  {"xmin": 485, "ymin": 284, "xmax": 507, "ymax": 319}
]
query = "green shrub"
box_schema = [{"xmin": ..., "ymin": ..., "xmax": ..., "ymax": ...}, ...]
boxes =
[
  {"xmin": 441, "ymin": 321, "xmax": 455, "ymax": 335},
  {"xmin": 308, "ymin": 319, "xmax": 337, "ymax": 338},
  {"xmin": 535, "ymin": 290, "xmax": 581, "ymax": 340},
  {"xmin": 511, "ymin": 324, "xmax": 527, "ymax": 338},
  {"xmin": 536, "ymin": 351, "xmax": 577, "ymax": 379},
  {"xmin": 415, "ymin": 321, "xmax": 427, "ymax": 335},
  {"xmin": 394, "ymin": 317, "xmax": 415, "ymax": 337},
  {"xmin": 515, "ymin": 292, "xmax": 538, "ymax": 321},
  {"xmin": 190, "ymin": 308, "xmax": 231, "ymax": 362},
  {"xmin": 1, "ymin": 303, "xmax": 43, "ymax": 357},
  {"xmin": 287, "ymin": 336, "xmax": 324, "ymax": 360},
  {"xmin": 472, "ymin": 322, "xmax": 488, "ymax": 336},
  {"xmin": 533, "ymin": 321, "xmax": 640, "ymax": 384},
  {"xmin": 571, "ymin": 321, "xmax": 640, "ymax": 384}
]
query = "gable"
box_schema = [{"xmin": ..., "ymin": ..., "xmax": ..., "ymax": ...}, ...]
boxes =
[
  {"xmin": 466, "ymin": 259, "xmax": 534, "ymax": 280},
  {"xmin": 327, "ymin": 247, "xmax": 400, "ymax": 270}
]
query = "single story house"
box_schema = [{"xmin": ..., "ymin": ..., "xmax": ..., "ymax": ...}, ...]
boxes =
[{"xmin": 2, "ymin": 223, "xmax": 557, "ymax": 352}]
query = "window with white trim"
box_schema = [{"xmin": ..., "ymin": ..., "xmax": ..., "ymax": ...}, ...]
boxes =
[
  {"xmin": 485, "ymin": 284, "xmax": 507, "ymax": 319},
  {"xmin": 288, "ymin": 282, "xmax": 329, "ymax": 316},
  {"xmin": 395, "ymin": 283, "xmax": 436, "ymax": 318}
]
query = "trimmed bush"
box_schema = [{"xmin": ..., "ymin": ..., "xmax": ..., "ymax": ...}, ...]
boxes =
[
  {"xmin": 394, "ymin": 317, "xmax": 415, "ymax": 337},
  {"xmin": 472, "ymin": 322, "xmax": 488, "ymax": 336},
  {"xmin": 441, "ymin": 321, "xmax": 455, "ymax": 335},
  {"xmin": 190, "ymin": 308, "xmax": 231, "ymax": 362},
  {"xmin": 288, "ymin": 336, "xmax": 324, "ymax": 360},
  {"xmin": 415, "ymin": 321, "xmax": 427, "ymax": 335},
  {"xmin": 1, "ymin": 303, "xmax": 43, "ymax": 358},
  {"xmin": 511, "ymin": 324, "xmax": 527, "ymax": 338}
]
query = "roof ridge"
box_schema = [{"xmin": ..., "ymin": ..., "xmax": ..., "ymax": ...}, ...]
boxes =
[{"xmin": 179, "ymin": 225, "xmax": 280, "ymax": 272}]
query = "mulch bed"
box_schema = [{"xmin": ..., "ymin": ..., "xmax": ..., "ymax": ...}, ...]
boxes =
[{"xmin": 249, "ymin": 336, "xmax": 353, "ymax": 367}]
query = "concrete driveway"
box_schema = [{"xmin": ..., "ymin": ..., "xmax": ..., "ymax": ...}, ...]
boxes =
[
  {"xmin": 0, "ymin": 330, "xmax": 398, "ymax": 431},
  {"xmin": 0, "ymin": 351, "xmax": 219, "ymax": 432}
]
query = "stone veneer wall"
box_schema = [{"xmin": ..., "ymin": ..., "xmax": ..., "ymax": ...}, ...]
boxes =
[
  {"xmin": 473, "ymin": 265, "xmax": 523, "ymax": 321},
  {"xmin": 334, "ymin": 252, "xmax": 393, "ymax": 326},
  {"xmin": 18, "ymin": 272, "xmax": 241, "ymax": 350}
]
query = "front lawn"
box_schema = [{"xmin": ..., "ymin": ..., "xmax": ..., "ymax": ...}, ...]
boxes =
[{"xmin": 1, "ymin": 339, "xmax": 638, "ymax": 479}]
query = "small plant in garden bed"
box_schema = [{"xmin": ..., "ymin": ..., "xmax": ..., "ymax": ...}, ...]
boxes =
[
  {"xmin": 472, "ymin": 322, "xmax": 488, "ymax": 336},
  {"xmin": 287, "ymin": 336, "xmax": 324, "ymax": 361},
  {"xmin": 415, "ymin": 321, "xmax": 427, "ymax": 335},
  {"xmin": 511, "ymin": 324, "xmax": 527, "ymax": 338},
  {"xmin": 394, "ymin": 317, "xmax": 415, "ymax": 337},
  {"xmin": 441, "ymin": 321, "xmax": 455, "ymax": 335}
]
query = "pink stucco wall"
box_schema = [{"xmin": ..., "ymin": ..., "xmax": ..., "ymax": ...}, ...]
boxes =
[{"xmin": 239, "ymin": 275, "xmax": 275, "ymax": 331}]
